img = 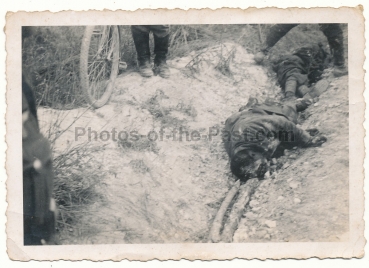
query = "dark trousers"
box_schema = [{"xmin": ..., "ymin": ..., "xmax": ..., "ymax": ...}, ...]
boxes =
[
  {"xmin": 131, "ymin": 25, "xmax": 170, "ymax": 64},
  {"xmin": 23, "ymin": 169, "xmax": 55, "ymax": 245},
  {"xmin": 265, "ymin": 24, "xmax": 345, "ymax": 66},
  {"xmin": 319, "ymin": 24, "xmax": 345, "ymax": 66}
]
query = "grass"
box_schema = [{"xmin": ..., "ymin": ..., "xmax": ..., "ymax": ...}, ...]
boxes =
[
  {"xmin": 53, "ymin": 142, "xmax": 106, "ymax": 221},
  {"xmin": 22, "ymin": 26, "xmax": 85, "ymax": 109},
  {"xmin": 37, "ymin": 107, "xmax": 107, "ymax": 242}
]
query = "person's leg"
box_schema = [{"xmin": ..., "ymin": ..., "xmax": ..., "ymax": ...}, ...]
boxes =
[
  {"xmin": 150, "ymin": 25, "xmax": 170, "ymax": 78},
  {"xmin": 281, "ymin": 102, "xmax": 298, "ymax": 124},
  {"xmin": 283, "ymin": 80, "xmax": 314, "ymax": 113},
  {"xmin": 297, "ymin": 84, "xmax": 310, "ymax": 98},
  {"xmin": 319, "ymin": 24, "xmax": 347, "ymax": 77},
  {"xmin": 131, "ymin": 26, "xmax": 153, "ymax": 77},
  {"xmin": 284, "ymin": 78, "xmax": 298, "ymax": 99},
  {"xmin": 264, "ymin": 24, "xmax": 299, "ymax": 52}
]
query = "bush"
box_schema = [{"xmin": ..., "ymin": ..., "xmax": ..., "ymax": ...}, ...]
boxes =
[{"xmin": 52, "ymin": 141, "xmax": 107, "ymax": 239}]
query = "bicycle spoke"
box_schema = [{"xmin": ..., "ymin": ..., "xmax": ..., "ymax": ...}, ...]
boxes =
[
  {"xmin": 90, "ymin": 64, "xmax": 110, "ymax": 99},
  {"xmin": 88, "ymin": 60, "xmax": 105, "ymax": 76}
]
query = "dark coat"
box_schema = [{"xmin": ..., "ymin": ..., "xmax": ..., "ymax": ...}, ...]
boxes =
[
  {"xmin": 224, "ymin": 103, "xmax": 312, "ymax": 177},
  {"xmin": 23, "ymin": 85, "xmax": 55, "ymax": 245},
  {"xmin": 273, "ymin": 44, "xmax": 328, "ymax": 88}
]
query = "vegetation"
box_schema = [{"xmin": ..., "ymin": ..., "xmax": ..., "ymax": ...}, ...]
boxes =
[{"xmin": 22, "ymin": 24, "xmax": 274, "ymax": 109}]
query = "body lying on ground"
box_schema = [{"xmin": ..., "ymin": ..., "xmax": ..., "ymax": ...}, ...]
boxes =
[
  {"xmin": 271, "ymin": 43, "xmax": 328, "ymax": 100},
  {"xmin": 224, "ymin": 98, "xmax": 327, "ymax": 181}
]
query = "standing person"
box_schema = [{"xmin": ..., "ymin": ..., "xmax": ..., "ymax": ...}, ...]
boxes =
[
  {"xmin": 22, "ymin": 78, "xmax": 57, "ymax": 245},
  {"xmin": 256, "ymin": 24, "xmax": 347, "ymax": 77},
  {"xmin": 131, "ymin": 25, "xmax": 170, "ymax": 78},
  {"xmin": 22, "ymin": 26, "xmax": 57, "ymax": 245}
]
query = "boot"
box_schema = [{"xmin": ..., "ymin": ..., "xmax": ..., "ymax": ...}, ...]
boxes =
[
  {"xmin": 283, "ymin": 79, "xmax": 298, "ymax": 101},
  {"xmin": 138, "ymin": 61, "xmax": 154, "ymax": 78},
  {"xmin": 295, "ymin": 98, "xmax": 313, "ymax": 112},
  {"xmin": 332, "ymin": 44, "xmax": 347, "ymax": 77},
  {"xmin": 303, "ymin": 79, "xmax": 330, "ymax": 100},
  {"xmin": 131, "ymin": 26, "xmax": 153, "ymax": 77},
  {"xmin": 320, "ymin": 24, "xmax": 347, "ymax": 77},
  {"xmin": 153, "ymin": 33, "xmax": 170, "ymax": 78},
  {"xmin": 297, "ymin": 85, "xmax": 310, "ymax": 97},
  {"xmin": 333, "ymin": 65, "xmax": 348, "ymax": 77}
]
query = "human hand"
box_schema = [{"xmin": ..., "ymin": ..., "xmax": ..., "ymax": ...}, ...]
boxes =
[
  {"xmin": 254, "ymin": 51, "xmax": 266, "ymax": 64},
  {"xmin": 309, "ymin": 135, "xmax": 327, "ymax": 147},
  {"xmin": 306, "ymin": 128, "xmax": 319, "ymax": 136}
]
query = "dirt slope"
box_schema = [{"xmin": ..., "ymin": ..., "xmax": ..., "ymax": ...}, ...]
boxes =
[{"xmin": 234, "ymin": 75, "xmax": 349, "ymax": 242}]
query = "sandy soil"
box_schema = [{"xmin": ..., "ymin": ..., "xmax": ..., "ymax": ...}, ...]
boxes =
[
  {"xmin": 38, "ymin": 41, "xmax": 349, "ymax": 244},
  {"xmin": 233, "ymin": 75, "xmax": 349, "ymax": 242}
]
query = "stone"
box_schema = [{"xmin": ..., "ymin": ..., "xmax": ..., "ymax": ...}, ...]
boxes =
[
  {"xmin": 259, "ymin": 180, "xmax": 270, "ymax": 188},
  {"xmin": 314, "ymin": 103, "xmax": 319, "ymax": 107},
  {"xmin": 264, "ymin": 220, "xmax": 277, "ymax": 228},
  {"xmin": 249, "ymin": 200, "xmax": 259, "ymax": 208},
  {"xmin": 233, "ymin": 232, "xmax": 249, "ymax": 243},
  {"xmin": 282, "ymin": 163, "xmax": 290, "ymax": 169},
  {"xmin": 277, "ymin": 196, "xmax": 285, "ymax": 201},
  {"xmin": 255, "ymin": 230, "xmax": 268, "ymax": 238},
  {"xmin": 252, "ymin": 206, "xmax": 261, "ymax": 212},
  {"xmin": 294, "ymin": 198, "xmax": 302, "ymax": 204},
  {"xmin": 271, "ymin": 158, "xmax": 277, "ymax": 165},
  {"xmin": 264, "ymin": 234, "xmax": 271, "ymax": 240},
  {"xmin": 244, "ymin": 212, "xmax": 257, "ymax": 220},
  {"xmin": 289, "ymin": 181, "xmax": 299, "ymax": 189}
]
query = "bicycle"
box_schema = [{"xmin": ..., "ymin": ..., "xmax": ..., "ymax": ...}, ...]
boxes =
[{"xmin": 80, "ymin": 26, "xmax": 127, "ymax": 109}]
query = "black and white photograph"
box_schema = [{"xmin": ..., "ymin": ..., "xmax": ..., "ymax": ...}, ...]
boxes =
[{"xmin": 6, "ymin": 7, "xmax": 365, "ymax": 260}]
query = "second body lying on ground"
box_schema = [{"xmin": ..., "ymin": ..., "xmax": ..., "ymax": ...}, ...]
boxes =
[{"xmin": 271, "ymin": 43, "xmax": 328, "ymax": 100}]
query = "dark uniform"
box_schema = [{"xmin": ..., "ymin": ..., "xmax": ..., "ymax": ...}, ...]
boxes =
[
  {"xmin": 272, "ymin": 44, "xmax": 328, "ymax": 98},
  {"xmin": 23, "ymin": 80, "xmax": 57, "ymax": 245},
  {"xmin": 22, "ymin": 27, "xmax": 56, "ymax": 245},
  {"xmin": 224, "ymin": 99, "xmax": 326, "ymax": 181}
]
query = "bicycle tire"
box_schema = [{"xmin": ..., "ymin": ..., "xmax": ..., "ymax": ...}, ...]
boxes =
[{"xmin": 80, "ymin": 26, "xmax": 119, "ymax": 108}]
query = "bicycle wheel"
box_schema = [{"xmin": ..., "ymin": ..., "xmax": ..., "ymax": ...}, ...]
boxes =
[{"xmin": 80, "ymin": 25, "xmax": 119, "ymax": 108}]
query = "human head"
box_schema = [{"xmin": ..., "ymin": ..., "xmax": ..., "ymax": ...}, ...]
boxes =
[{"xmin": 231, "ymin": 148, "xmax": 268, "ymax": 181}]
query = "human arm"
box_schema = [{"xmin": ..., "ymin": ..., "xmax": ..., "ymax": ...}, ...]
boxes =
[{"xmin": 274, "ymin": 117, "xmax": 327, "ymax": 148}]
